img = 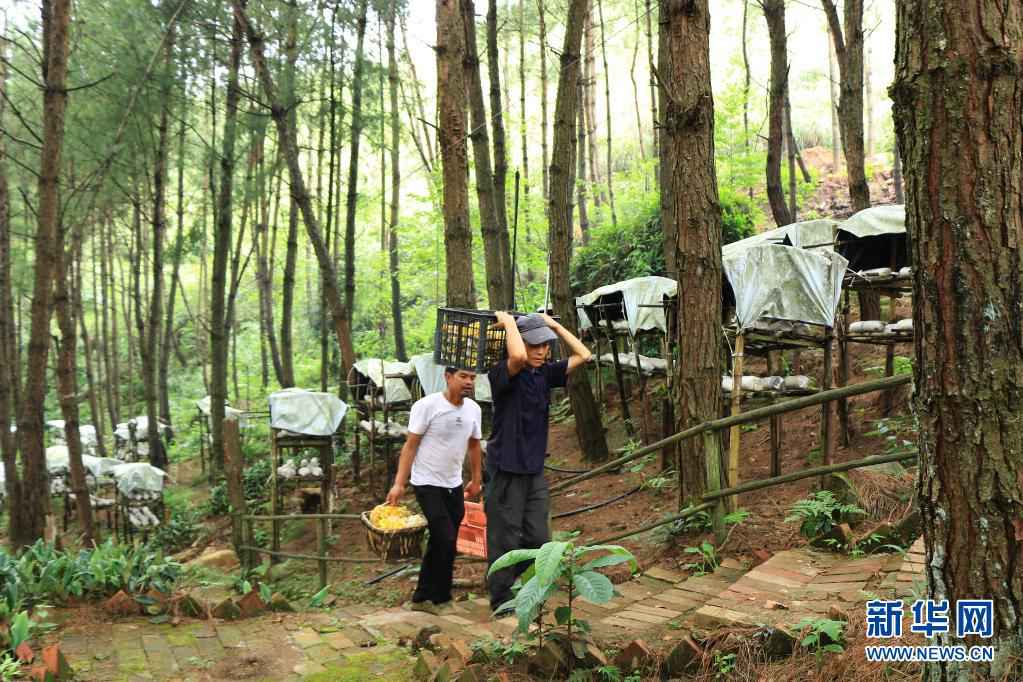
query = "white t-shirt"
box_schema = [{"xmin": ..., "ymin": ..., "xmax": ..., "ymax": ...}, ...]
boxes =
[{"xmin": 408, "ymin": 392, "xmax": 482, "ymax": 488}]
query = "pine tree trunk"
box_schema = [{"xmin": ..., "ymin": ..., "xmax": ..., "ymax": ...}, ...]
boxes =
[
  {"xmin": 763, "ymin": 0, "xmax": 793, "ymax": 227},
  {"xmin": 518, "ymin": 0, "xmax": 530, "ymax": 245},
  {"xmin": 576, "ymin": 80, "xmax": 590, "ymax": 246},
  {"xmin": 583, "ymin": 7, "xmax": 601, "ymax": 206},
  {"xmin": 278, "ymin": 1, "xmax": 299, "ymax": 388},
  {"xmin": 235, "ymin": 2, "xmax": 357, "ymax": 376},
  {"xmin": 549, "ymin": 0, "xmax": 609, "ymax": 463},
  {"xmin": 77, "ymin": 229, "xmax": 107, "ymax": 458},
  {"xmin": 344, "ymin": 0, "xmax": 370, "ymax": 335},
  {"xmin": 14, "ymin": 0, "xmax": 72, "ymax": 546},
  {"xmin": 463, "ymin": 0, "xmax": 507, "ymax": 309},
  {"xmin": 893, "ymin": 2, "xmax": 1023, "ymax": 676},
  {"xmin": 401, "ymin": 19, "xmax": 435, "ymax": 169},
  {"xmin": 785, "ymin": 90, "xmax": 797, "ymax": 222},
  {"xmin": 892, "ymin": 144, "xmax": 903, "ymax": 204},
  {"xmin": 596, "ymin": 0, "xmax": 617, "ymax": 228},
  {"xmin": 103, "ymin": 219, "xmax": 119, "ymax": 425},
  {"xmin": 160, "ymin": 113, "xmax": 187, "ymax": 426},
  {"xmin": 387, "ymin": 0, "xmax": 408, "ymax": 360},
  {"xmin": 822, "ymin": 0, "xmax": 870, "ymax": 211},
  {"xmin": 54, "ymin": 227, "xmax": 95, "ymax": 545},
  {"xmin": 629, "ymin": 0, "xmax": 645, "ymax": 161},
  {"xmin": 536, "ymin": 0, "xmax": 550, "ymax": 201},
  {"xmin": 660, "ymin": 0, "xmax": 722, "ymax": 502},
  {"xmin": 828, "ymin": 34, "xmax": 840, "ymax": 171},
  {"xmin": 644, "ymin": 0, "xmax": 657, "ymax": 163},
  {"xmin": 487, "ymin": 0, "xmax": 513, "ymax": 302},
  {"xmin": 438, "ymin": 0, "xmax": 476, "ymax": 308}
]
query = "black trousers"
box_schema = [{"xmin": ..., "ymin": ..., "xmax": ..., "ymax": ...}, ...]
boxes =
[
  {"xmin": 413, "ymin": 484, "xmax": 465, "ymax": 605},
  {"xmin": 484, "ymin": 470, "xmax": 550, "ymax": 610}
]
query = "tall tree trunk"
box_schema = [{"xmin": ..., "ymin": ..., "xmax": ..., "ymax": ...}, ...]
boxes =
[
  {"xmin": 487, "ymin": 0, "xmax": 513, "ymax": 301},
  {"xmin": 576, "ymin": 79, "xmax": 590, "ymax": 246},
  {"xmin": 596, "ymin": 0, "xmax": 616, "ymax": 227},
  {"xmin": 892, "ymin": 2, "xmax": 1023, "ymax": 677},
  {"xmin": 235, "ymin": 2, "xmax": 357, "ymax": 376},
  {"xmin": 401, "ymin": 19, "xmax": 435, "ymax": 170},
  {"xmin": 864, "ymin": 40, "xmax": 873, "ymax": 158},
  {"xmin": 822, "ymin": 0, "xmax": 870, "ymax": 211},
  {"xmin": 660, "ymin": 0, "xmax": 722, "ymax": 502},
  {"xmin": 763, "ymin": 0, "xmax": 793, "ymax": 227},
  {"xmin": 278, "ymin": 0, "xmax": 299, "ymax": 388},
  {"xmin": 0, "ymin": 37, "xmax": 24, "ymax": 543},
  {"xmin": 103, "ymin": 218, "xmax": 120, "ymax": 425},
  {"xmin": 438, "ymin": 0, "xmax": 476, "ymax": 308},
  {"xmin": 741, "ymin": 0, "xmax": 750, "ymax": 167},
  {"xmin": 387, "ymin": 0, "xmax": 408, "ymax": 360},
  {"xmin": 536, "ymin": 0, "xmax": 550, "ymax": 203},
  {"xmin": 549, "ymin": 0, "xmax": 609, "ymax": 463},
  {"xmin": 160, "ymin": 112, "xmax": 187, "ymax": 426},
  {"xmin": 344, "ymin": 0, "xmax": 370, "ymax": 332},
  {"xmin": 211, "ymin": 0, "xmax": 244, "ymax": 475},
  {"xmin": 828, "ymin": 32, "xmax": 841, "ymax": 171},
  {"xmin": 14, "ymin": 0, "xmax": 72, "ymax": 546},
  {"xmin": 644, "ymin": 0, "xmax": 657, "ymax": 163},
  {"xmin": 54, "ymin": 226, "xmax": 95, "ymax": 545},
  {"xmin": 629, "ymin": 0, "xmax": 645, "ymax": 161},
  {"xmin": 892, "ymin": 144, "xmax": 903, "ymax": 204},
  {"xmin": 583, "ymin": 7, "xmax": 601, "ymax": 206},
  {"xmin": 464, "ymin": 0, "xmax": 507, "ymax": 310},
  {"xmin": 144, "ymin": 20, "xmax": 174, "ymax": 470},
  {"xmin": 518, "ymin": 0, "xmax": 530, "ymax": 247},
  {"xmin": 78, "ymin": 229, "xmax": 107, "ymax": 458},
  {"xmin": 785, "ymin": 90, "xmax": 797, "ymax": 222}
]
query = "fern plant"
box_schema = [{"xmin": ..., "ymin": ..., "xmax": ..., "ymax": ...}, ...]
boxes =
[{"xmin": 785, "ymin": 491, "xmax": 864, "ymax": 540}]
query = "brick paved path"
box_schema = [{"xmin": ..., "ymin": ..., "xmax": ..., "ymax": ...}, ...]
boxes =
[{"xmin": 53, "ymin": 541, "xmax": 925, "ymax": 680}]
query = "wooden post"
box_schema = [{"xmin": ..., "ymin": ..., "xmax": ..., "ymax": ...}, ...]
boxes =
[
  {"xmin": 702, "ymin": 430, "xmax": 726, "ymax": 543},
  {"xmin": 837, "ymin": 291, "xmax": 851, "ymax": 445},
  {"xmin": 317, "ymin": 517, "xmax": 328, "ymax": 590},
  {"xmin": 270, "ymin": 429, "xmax": 281, "ymax": 563},
  {"xmin": 728, "ymin": 332, "xmax": 745, "ymax": 510},
  {"xmin": 245, "ymin": 517, "xmax": 256, "ymax": 570},
  {"xmin": 883, "ymin": 293, "xmax": 896, "ymax": 416},
  {"xmin": 604, "ymin": 318, "xmax": 633, "ymax": 434},
  {"xmin": 770, "ymin": 415, "xmax": 782, "ymax": 477},
  {"xmin": 224, "ymin": 419, "xmax": 246, "ymax": 553},
  {"xmin": 632, "ymin": 336, "xmax": 652, "ymax": 444},
  {"xmin": 593, "ymin": 336, "xmax": 604, "ymax": 404},
  {"xmin": 820, "ymin": 328, "xmax": 834, "ymax": 488}
]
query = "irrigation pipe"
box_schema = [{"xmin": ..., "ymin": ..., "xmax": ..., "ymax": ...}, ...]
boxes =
[{"xmin": 552, "ymin": 485, "xmax": 643, "ymax": 519}]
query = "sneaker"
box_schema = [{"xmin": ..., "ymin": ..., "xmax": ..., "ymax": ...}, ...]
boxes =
[{"xmin": 409, "ymin": 600, "xmax": 440, "ymax": 615}]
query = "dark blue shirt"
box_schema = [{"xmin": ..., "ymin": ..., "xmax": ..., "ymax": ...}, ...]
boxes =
[{"xmin": 486, "ymin": 359, "xmax": 569, "ymax": 475}]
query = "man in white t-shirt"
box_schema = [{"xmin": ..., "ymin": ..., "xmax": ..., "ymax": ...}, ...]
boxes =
[{"xmin": 386, "ymin": 367, "xmax": 483, "ymax": 613}]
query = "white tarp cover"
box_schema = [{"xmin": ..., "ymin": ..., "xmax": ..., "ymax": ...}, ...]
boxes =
[
  {"xmin": 46, "ymin": 446, "xmax": 70, "ymax": 473},
  {"xmin": 722, "ymin": 218, "xmax": 838, "ymax": 260},
  {"xmin": 114, "ymin": 416, "xmax": 169, "ymax": 442},
  {"xmin": 353, "ymin": 359, "xmax": 414, "ymax": 404},
  {"xmin": 110, "ymin": 462, "xmax": 167, "ymax": 496},
  {"xmin": 724, "ymin": 243, "xmax": 848, "ymax": 330},
  {"xmin": 81, "ymin": 455, "xmax": 121, "ymax": 479},
  {"xmin": 409, "ymin": 353, "xmax": 493, "ymax": 403},
  {"xmin": 838, "ymin": 204, "xmax": 905, "ymax": 239},
  {"xmin": 576, "ymin": 276, "xmax": 678, "ymax": 336},
  {"xmin": 196, "ymin": 396, "xmax": 244, "ymax": 421},
  {"xmin": 269, "ymin": 388, "xmax": 348, "ymax": 436}
]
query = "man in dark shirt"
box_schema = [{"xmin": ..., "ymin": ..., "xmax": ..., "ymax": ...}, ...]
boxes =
[{"xmin": 485, "ymin": 311, "xmax": 592, "ymax": 615}]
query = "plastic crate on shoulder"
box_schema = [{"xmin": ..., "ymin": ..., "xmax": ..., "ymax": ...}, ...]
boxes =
[{"xmin": 433, "ymin": 308, "xmax": 561, "ymax": 372}]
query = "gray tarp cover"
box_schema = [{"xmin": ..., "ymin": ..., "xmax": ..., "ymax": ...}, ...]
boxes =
[
  {"xmin": 723, "ymin": 243, "xmax": 848, "ymax": 330},
  {"xmin": 576, "ymin": 276, "xmax": 678, "ymax": 336},
  {"xmin": 838, "ymin": 204, "xmax": 905, "ymax": 239},
  {"xmin": 410, "ymin": 353, "xmax": 493, "ymax": 403},
  {"xmin": 269, "ymin": 388, "xmax": 348, "ymax": 436},
  {"xmin": 196, "ymin": 396, "xmax": 244, "ymax": 421},
  {"xmin": 722, "ymin": 218, "xmax": 839, "ymax": 259},
  {"xmin": 353, "ymin": 359, "xmax": 414, "ymax": 404}
]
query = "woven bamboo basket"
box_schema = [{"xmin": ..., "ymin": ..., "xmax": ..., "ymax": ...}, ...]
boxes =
[{"xmin": 361, "ymin": 511, "xmax": 427, "ymax": 561}]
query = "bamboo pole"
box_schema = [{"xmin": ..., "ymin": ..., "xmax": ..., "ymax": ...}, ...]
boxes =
[
  {"xmin": 703, "ymin": 431, "xmax": 725, "ymax": 542},
  {"xmin": 550, "ymin": 373, "xmax": 912, "ymax": 493},
  {"xmin": 317, "ymin": 517, "xmax": 328, "ymax": 588}
]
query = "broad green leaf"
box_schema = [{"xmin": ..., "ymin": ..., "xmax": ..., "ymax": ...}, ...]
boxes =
[
  {"xmin": 576, "ymin": 545, "xmax": 633, "ymax": 558},
  {"xmin": 9, "ymin": 612, "xmax": 30, "ymax": 650},
  {"xmin": 513, "ymin": 576, "xmax": 553, "ymax": 634},
  {"xmin": 487, "ymin": 549, "xmax": 540, "ymax": 576},
  {"xmin": 571, "ymin": 571, "xmax": 614, "ymax": 604},
  {"xmin": 582, "ymin": 553, "xmax": 638, "ymax": 572},
  {"xmin": 554, "ymin": 605, "xmax": 571, "ymax": 625},
  {"xmin": 801, "ymin": 634, "xmax": 817, "ymax": 647},
  {"xmin": 308, "ymin": 586, "xmax": 330, "ymax": 608},
  {"xmin": 823, "ymin": 643, "xmax": 845, "ymax": 654},
  {"xmin": 533, "ymin": 542, "xmax": 570, "ymax": 586}
]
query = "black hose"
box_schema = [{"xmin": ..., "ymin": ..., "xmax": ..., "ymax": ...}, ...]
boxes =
[
  {"xmin": 544, "ymin": 463, "xmax": 591, "ymax": 474},
  {"xmin": 552, "ymin": 485, "xmax": 643, "ymax": 519}
]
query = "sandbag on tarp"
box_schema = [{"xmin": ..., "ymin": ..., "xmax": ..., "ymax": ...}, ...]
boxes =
[
  {"xmin": 110, "ymin": 462, "xmax": 167, "ymax": 497},
  {"xmin": 353, "ymin": 359, "xmax": 414, "ymax": 404},
  {"xmin": 723, "ymin": 243, "xmax": 848, "ymax": 331},
  {"xmin": 590, "ymin": 352, "xmax": 668, "ymax": 375},
  {"xmin": 576, "ymin": 276, "xmax": 678, "ymax": 336},
  {"xmin": 268, "ymin": 388, "xmax": 347, "ymax": 436},
  {"xmin": 409, "ymin": 353, "xmax": 493, "ymax": 403}
]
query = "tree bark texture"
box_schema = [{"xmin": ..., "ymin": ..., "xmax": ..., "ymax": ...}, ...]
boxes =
[
  {"xmin": 892, "ymin": 2, "xmax": 1023, "ymax": 678},
  {"xmin": 13, "ymin": 0, "xmax": 72, "ymax": 546},
  {"xmin": 763, "ymin": 0, "xmax": 793, "ymax": 227},
  {"xmin": 548, "ymin": 0, "xmax": 609, "ymax": 463},
  {"xmin": 438, "ymin": 0, "xmax": 476, "ymax": 308},
  {"xmin": 279, "ymin": 1, "xmax": 299, "ymax": 388},
  {"xmin": 659, "ymin": 0, "xmax": 722, "ymax": 501},
  {"xmin": 487, "ymin": 0, "xmax": 514, "ymax": 300},
  {"xmin": 822, "ymin": 0, "xmax": 870, "ymax": 211},
  {"xmin": 387, "ymin": 0, "xmax": 408, "ymax": 361},
  {"xmin": 345, "ymin": 0, "xmax": 370, "ymax": 328}
]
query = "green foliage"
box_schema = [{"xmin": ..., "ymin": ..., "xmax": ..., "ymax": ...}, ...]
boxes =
[
  {"xmin": 205, "ymin": 458, "xmax": 272, "ymax": 518},
  {"xmin": 469, "ymin": 639, "xmax": 527, "ymax": 664},
  {"xmin": 793, "ymin": 617, "xmax": 846, "ymax": 670},
  {"xmin": 713, "ymin": 651, "xmax": 737, "ymax": 679},
  {"xmin": 488, "ymin": 542, "xmax": 637, "ymax": 644},
  {"xmin": 0, "ymin": 654, "xmax": 20, "ymax": 681},
  {"xmin": 683, "ymin": 542, "xmax": 718, "ymax": 576},
  {"xmin": 654, "ymin": 506, "xmax": 750, "ymax": 544},
  {"xmin": 149, "ymin": 508, "xmax": 201, "ymax": 554},
  {"xmin": 785, "ymin": 492, "xmax": 865, "ymax": 540}
]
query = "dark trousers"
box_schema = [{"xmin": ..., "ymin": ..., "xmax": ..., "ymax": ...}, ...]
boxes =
[
  {"xmin": 413, "ymin": 485, "xmax": 464, "ymax": 605},
  {"xmin": 485, "ymin": 470, "xmax": 550, "ymax": 610}
]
